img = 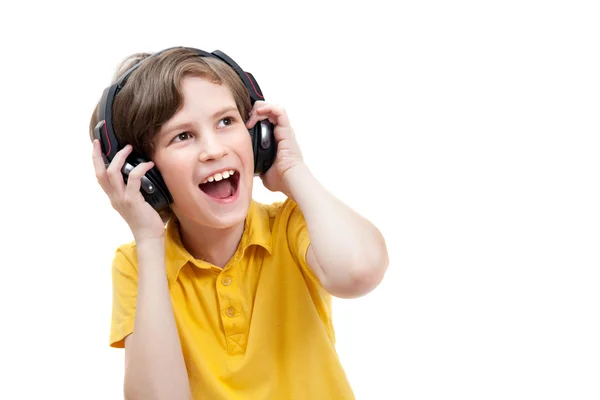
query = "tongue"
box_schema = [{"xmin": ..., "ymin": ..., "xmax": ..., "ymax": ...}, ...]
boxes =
[{"xmin": 200, "ymin": 179, "xmax": 233, "ymax": 199}]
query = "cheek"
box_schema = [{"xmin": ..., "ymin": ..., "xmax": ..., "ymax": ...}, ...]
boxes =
[
  {"xmin": 233, "ymin": 131, "xmax": 255, "ymax": 167},
  {"xmin": 154, "ymin": 156, "xmax": 191, "ymax": 194}
]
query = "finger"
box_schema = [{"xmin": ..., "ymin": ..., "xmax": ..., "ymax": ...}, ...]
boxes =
[
  {"xmin": 246, "ymin": 109, "xmax": 267, "ymax": 129},
  {"xmin": 124, "ymin": 161, "xmax": 155, "ymax": 202},
  {"xmin": 246, "ymin": 101, "xmax": 272, "ymax": 127},
  {"xmin": 246, "ymin": 107, "xmax": 281, "ymax": 129},
  {"xmin": 251, "ymin": 100, "xmax": 266, "ymax": 111},
  {"xmin": 256, "ymin": 104, "xmax": 290, "ymax": 127},
  {"xmin": 106, "ymin": 144, "xmax": 133, "ymax": 195},
  {"xmin": 92, "ymin": 139, "xmax": 111, "ymax": 191},
  {"xmin": 246, "ymin": 112, "xmax": 263, "ymax": 129}
]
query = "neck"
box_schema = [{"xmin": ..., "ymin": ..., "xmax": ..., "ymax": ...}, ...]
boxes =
[{"xmin": 177, "ymin": 218, "xmax": 245, "ymax": 269}]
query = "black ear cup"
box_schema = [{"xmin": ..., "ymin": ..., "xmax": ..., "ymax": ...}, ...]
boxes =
[
  {"xmin": 124, "ymin": 149, "xmax": 173, "ymax": 213},
  {"xmin": 249, "ymin": 120, "xmax": 277, "ymax": 175},
  {"xmin": 94, "ymin": 120, "xmax": 172, "ymax": 213}
]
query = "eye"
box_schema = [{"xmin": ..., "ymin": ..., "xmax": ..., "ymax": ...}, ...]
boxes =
[
  {"xmin": 172, "ymin": 132, "xmax": 192, "ymax": 143},
  {"xmin": 217, "ymin": 117, "xmax": 235, "ymax": 128}
]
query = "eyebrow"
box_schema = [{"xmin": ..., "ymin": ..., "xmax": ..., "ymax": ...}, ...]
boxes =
[
  {"xmin": 210, "ymin": 106, "xmax": 239, "ymax": 119},
  {"xmin": 159, "ymin": 106, "xmax": 240, "ymax": 137}
]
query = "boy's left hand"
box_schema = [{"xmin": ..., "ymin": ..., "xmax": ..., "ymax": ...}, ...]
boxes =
[{"xmin": 245, "ymin": 101, "xmax": 304, "ymax": 196}]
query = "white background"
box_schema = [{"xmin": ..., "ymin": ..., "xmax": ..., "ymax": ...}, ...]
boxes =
[{"xmin": 0, "ymin": 0, "xmax": 598, "ymax": 399}]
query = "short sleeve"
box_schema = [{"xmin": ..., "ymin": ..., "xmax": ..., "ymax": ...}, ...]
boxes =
[
  {"xmin": 285, "ymin": 199, "xmax": 322, "ymax": 287},
  {"xmin": 109, "ymin": 246, "xmax": 139, "ymax": 348},
  {"xmin": 283, "ymin": 199, "xmax": 335, "ymax": 340}
]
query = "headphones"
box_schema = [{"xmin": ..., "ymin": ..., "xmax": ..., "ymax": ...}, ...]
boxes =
[{"xmin": 93, "ymin": 47, "xmax": 277, "ymax": 213}]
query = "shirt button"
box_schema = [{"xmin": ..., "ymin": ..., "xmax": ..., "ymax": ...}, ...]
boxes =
[
  {"xmin": 222, "ymin": 276, "xmax": 232, "ymax": 286},
  {"xmin": 225, "ymin": 307, "xmax": 235, "ymax": 317}
]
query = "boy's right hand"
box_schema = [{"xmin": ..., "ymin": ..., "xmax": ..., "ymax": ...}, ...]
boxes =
[{"xmin": 92, "ymin": 139, "xmax": 166, "ymax": 242}]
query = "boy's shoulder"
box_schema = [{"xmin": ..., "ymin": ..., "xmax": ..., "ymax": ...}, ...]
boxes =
[
  {"xmin": 254, "ymin": 196, "xmax": 294, "ymax": 219},
  {"xmin": 251, "ymin": 196, "xmax": 306, "ymax": 234}
]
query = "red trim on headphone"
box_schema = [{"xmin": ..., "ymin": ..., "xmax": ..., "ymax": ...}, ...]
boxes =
[
  {"xmin": 244, "ymin": 72, "xmax": 264, "ymax": 99},
  {"xmin": 103, "ymin": 121, "xmax": 112, "ymax": 157}
]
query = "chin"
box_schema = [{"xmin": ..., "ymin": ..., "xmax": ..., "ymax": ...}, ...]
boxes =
[
  {"xmin": 172, "ymin": 172, "xmax": 253, "ymax": 230},
  {"xmin": 203, "ymin": 195, "xmax": 252, "ymax": 229}
]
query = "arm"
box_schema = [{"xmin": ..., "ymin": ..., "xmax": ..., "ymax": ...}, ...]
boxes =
[
  {"xmin": 123, "ymin": 238, "xmax": 191, "ymax": 400},
  {"xmin": 284, "ymin": 163, "xmax": 389, "ymax": 298},
  {"xmin": 92, "ymin": 141, "xmax": 190, "ymax": 399}
]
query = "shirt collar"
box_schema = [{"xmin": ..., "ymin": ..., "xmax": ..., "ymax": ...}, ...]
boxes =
[{"xmin": 164, "ymin": 200, "xmax": 273, "ymax": 285}]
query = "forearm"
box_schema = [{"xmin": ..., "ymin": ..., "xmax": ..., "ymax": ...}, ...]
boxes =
[
  {"xmin": 284, "ymin": 164, "xmax": 388, "ymax": 292},
  {"xmin": 124, "ymin": 238, "xmax": 191, "ymax": 400}
]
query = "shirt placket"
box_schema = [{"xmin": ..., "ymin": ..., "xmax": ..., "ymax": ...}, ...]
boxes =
[{"xmin": 217, "ymin": 251, "xmax": 248, "ymax": 355}]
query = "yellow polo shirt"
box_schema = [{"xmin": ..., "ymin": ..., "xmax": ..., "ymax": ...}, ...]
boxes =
[{"xmin": 109, "ymin": 198, "xmax": 355, "ymax": 399}]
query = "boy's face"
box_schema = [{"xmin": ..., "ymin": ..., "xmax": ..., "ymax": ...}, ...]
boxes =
[{"xmin": 152, "ymin": 76, "xmax": 254, "ymax": 229}]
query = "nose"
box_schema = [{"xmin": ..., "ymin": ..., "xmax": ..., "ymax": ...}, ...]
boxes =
[{"xmin": 198, "ymin": 132, "xmax": 228, "ymax": 162}]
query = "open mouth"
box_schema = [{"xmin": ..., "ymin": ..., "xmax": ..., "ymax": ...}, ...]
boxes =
[{"xmin": 198, "ymin": 170, "xmax": 240, "ymax": 200}]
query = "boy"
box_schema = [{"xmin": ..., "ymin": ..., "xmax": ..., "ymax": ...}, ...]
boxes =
[{"xmin": 89, "ymin": 47, "xmax": 388, "ymax": 399}]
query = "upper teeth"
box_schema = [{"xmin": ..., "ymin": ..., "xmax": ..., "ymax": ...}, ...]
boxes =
[{"xmin": 201, "ymin": 169, "xmax": 236, "ymax": 184}]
